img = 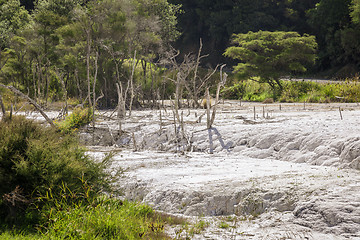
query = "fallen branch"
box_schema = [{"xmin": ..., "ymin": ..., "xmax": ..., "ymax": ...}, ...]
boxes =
[{"xmin": 0, "ymin": 83, "xmax": 55, "ymax": 127}]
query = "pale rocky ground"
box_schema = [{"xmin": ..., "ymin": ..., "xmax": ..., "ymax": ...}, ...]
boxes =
[{"xmin": 29, "ymin": 101, "xmax": 360, "ymax": 239}]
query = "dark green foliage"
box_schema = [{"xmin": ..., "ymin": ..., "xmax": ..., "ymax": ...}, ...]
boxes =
[
  {"xmin": 0, "ymin": 0, "xmax": 30, "ymax": 48},
  {"xmin": 0, "ymin": 115, "xmax": 115, "ymax": 225},
  {"xmin": 169, "ymin": 0, "xmax": 360, "ymax": 74},
  {"xmin": 3, "ymin": 0, "xmax": 360, "ymax": 110},
  {"xmin": 307, "ymin": 0, "xmax": 353, "ymax": 70}
]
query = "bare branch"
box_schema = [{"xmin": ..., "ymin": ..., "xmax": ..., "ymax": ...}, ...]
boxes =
[{"xmin": 0, "ymin": 83, "xmax": 55, "ymax": 127}]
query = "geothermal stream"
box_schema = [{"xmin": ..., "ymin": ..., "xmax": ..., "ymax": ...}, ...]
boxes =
[{"xmin": 31, "ymin": 101, "xmax": 360, "ymax": 239}]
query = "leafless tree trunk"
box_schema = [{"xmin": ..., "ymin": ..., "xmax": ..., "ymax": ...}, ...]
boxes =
[
  {"xmin": 92, "ymin": 51, "xmax": 99, "ymax": 144},
  {"xmin": 55, "ymin": 68, "xmax": 68, "ymax": 117},
  {"xmin": 0, "ymin": 94, "xmax": 6, "ymax": 120},
  {"xmin": 36, "ymin": 61, "xmax": 42, "ymax": 101},
  {"xmin": 30, "ymin": 63, "xmax": 36, "ymax": 101},
  {"xmin": 206, "ymin": 64, "xmax": 227, "ymax": 129},
  {"xmin": 150, "ymin": 61, "xmax": 155, "ymax": 107},
  {"xmin": 191, "ymin": 39, "xmax": 203, "ymax": 107},
  {"xmin": 173, "ymin": 72, "xmax": 181, "ymax": 123},
  {"xmin": 128, "ymin": 50, "xmax": 137, "ymax": 116},
  {"xmin": 206, "ymin": 88, "xmax": 211, "ymax": 129},
  {"xmin": 86, "ymin": 27, "xmax": 92, "ymax": 108},
  {"xmin": 116, "ymin": 82, "xmax": 125, "ymax": 132},
  {"xmin": 44, "ymin": 62, "xmax": 49, "ymax": 104},
  {"xmin": 75, "ymin": 68, "xmax": 83, "ymax": 101}
]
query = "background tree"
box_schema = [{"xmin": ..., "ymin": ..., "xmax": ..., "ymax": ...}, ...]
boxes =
[
  {"xmin": 169, "ymin": 0, "xmax": 319, "ymax": 66},
  {"xmin": 307, "ymin": 0, "xmax": 352, "ymax": 71},
  {"xmin": 224, "ymin": 31, "xmax": 317, "ymax": 90},
  {"xmin": 0, "ymin": 0, "xmax": 181, "ymax": 109},
  {"xmin": 0, "ymin": 0, "xmax": 30, "ymax": 48},
  {"xmin": 351, "ymin": 0, "xmax": 360, "ymax": 23}
]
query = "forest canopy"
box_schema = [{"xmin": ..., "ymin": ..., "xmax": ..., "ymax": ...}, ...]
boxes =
[
  {"xmin": 169, "ymin": 0, "xmax": 360, "ymax": 76},
  {"xmin": 0, "ymin": 0, "xmax": 181, "ymax": 108},
  {"xmin": 1, "ymin": 0, "xmax": 360, "ymax": 109}
]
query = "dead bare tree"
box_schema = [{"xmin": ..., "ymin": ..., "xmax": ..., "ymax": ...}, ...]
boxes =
[
  {"xmin": 92, "ymin": 51, "xmax": 100, "ymax": 144},
  {"xmin": 54, "ymin": 68, "xmax": 68, "ymax": 118},
  {"xmin": 128, "ymin": 50, "xmax": 137, "ymax": 116},
  {"xmin": 185, "ymin": 39, "xmax": 219, "ymax": 108},
  {"xmin": 206, "ymin": 64, "xmax": 227, "ymax": 129},
  {"xmin": 116, "ymin": 83, "xmax": 125, "ymax": 119},
  {"xmin": 162, "ymin": 42, "xmax": 218, "ymax": 110},
  {"xmin": 0, "ymin": 94, "xmax": 6, "ymax": 120},
  {"xmin": 85, "ymin": 21, "xmax": 93, "ymax": 108},
  {"xmin": 205, "ymin": 64, "xmax": 228, "ymax": 154}
]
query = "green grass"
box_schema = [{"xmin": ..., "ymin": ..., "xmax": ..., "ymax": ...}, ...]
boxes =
[
  {"xmin": 40, "ymin": 198, "xmax": 169, "ymax": 239},
  {"xmin": 0, "ymin": 232, "xmax": 41, "ymax": 240},
  {"xmin": 218, "ymin": 221, "xmax": 230, "ymax": 229},
  {"xmin": 0, "ymin": 199, "xmax": 173, "ymax": 239}
]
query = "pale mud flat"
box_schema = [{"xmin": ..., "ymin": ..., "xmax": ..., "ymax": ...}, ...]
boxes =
[{"xmin": 30, "ymin": 101, "xmax": 360, "ymax": 239}]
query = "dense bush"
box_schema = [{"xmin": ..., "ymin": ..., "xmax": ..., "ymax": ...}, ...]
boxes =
[
  {"xmin": 221, "ymin": 82, "xmax": 247, "ymax": 100},
  {"xmin": 221, "ymin": 80, "xmax": 276, "ymax": 102},
  {"xmin": 0, "ymin": 115, "xmax": 175, "ymax": 239},
  {"xmin": 279, "ymin": 81, "xmax": 321, "ymax": 102},
  {"xmin": 0, "ymin": 115, "xmax": 114, "ymax": 226}
]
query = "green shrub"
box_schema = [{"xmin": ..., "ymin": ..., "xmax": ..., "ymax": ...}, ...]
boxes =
[
  {"xmin": 279, "ymin": 81, "xmax": 319, "ymax": 102},
  {"xmin": 0, "ymin": 116, "xmax": 116, "ymax": 226},
  {"xmin": 224, "ymin": 78, "xmax": 360, "ymax": 103},
  {"xmin": 221, "ymin": 82, "xmax": 247, "ymax": 99},
  {"xmin": 222, "ymin": 80, "xmax": 274, "ymax": 101},
  {"xmin": 218, "ymin": 221, "xmax": 230, "ymax": 229},
  {"xmin": 55, "ymin": 107, "xmax": 93, "ymax": 133}
]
